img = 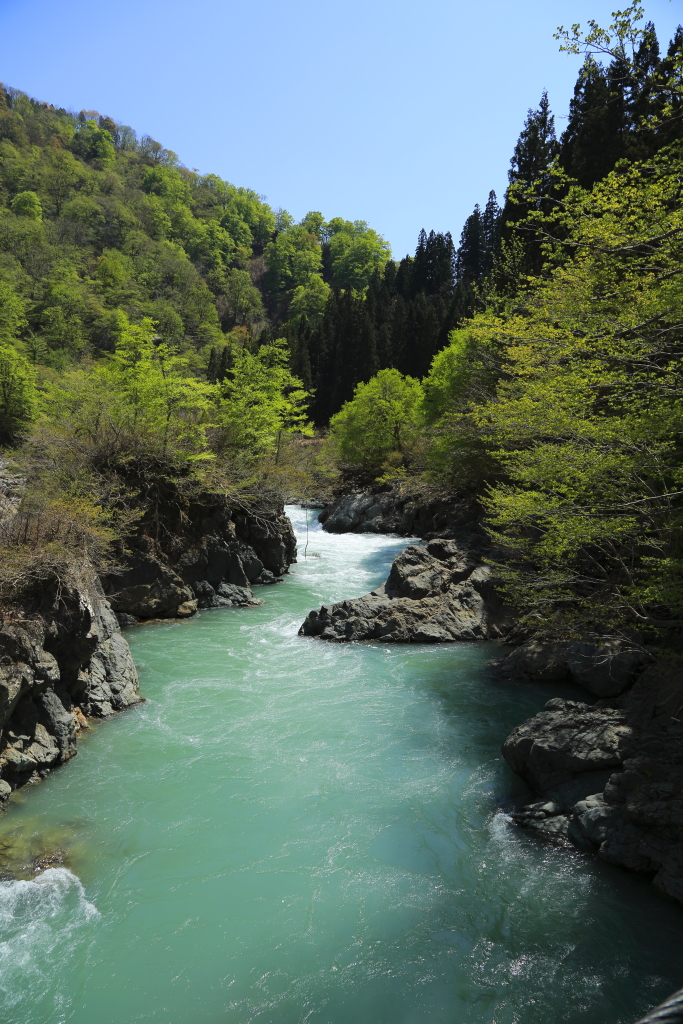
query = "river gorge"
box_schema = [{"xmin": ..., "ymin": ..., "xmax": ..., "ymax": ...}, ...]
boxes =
[{"xmin": 1, "ymin": 507, "xmax": 682, "ymax": 1024}]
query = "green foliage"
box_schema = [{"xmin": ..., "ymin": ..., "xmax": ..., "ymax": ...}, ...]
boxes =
[
  {"xmin": 326, "ymin": 368, "xmax": 424, "ymax": 477},
  {"xmin": 0, "ymin": 280, "xmax": 27, "ymax": 343},
  {"xmin": 423, "ymin": 326, "xmax": 494, "ymax": 422},
  {"xmin": 41, "ymin": 313, "xmax": 218, "ymax": 468},
  {"xmin": 214, "ymin": 338, "xmax": 311, "ymax": 461},
  {"xmin": 0, "ymin": 81, "xmax": 399, "ymax": 441},
  {"xmin": 218, "ymin": 269, "xmax": 265, "ymax": 330},
  {"xmin": 421, "ymin": 324, "xmax": 503, "ymax": 486},
  {"xmin": 265, "ymin": 227, "xmax": 322, "ymax": 294},
  {"xmin": 0, "ymin": 345, "xmax": 37, "ymax": 443},
  {"xmin": 453, "ymin": 148, "xmax": 683, "ymax": 625},
  {"xmin": 70, "ymin": 119, "xmax": 115, "ymax": 166},
  {"xmin": 10, "ymin": 190, "xmax": 42, "ymax": 219},
  {"xmin": 288, "ymin": 274, "xmax": 331, "ymax": 325},
  {"xmin": 327, "ymin": 226, "xmax": 391, "ymax": 290}
]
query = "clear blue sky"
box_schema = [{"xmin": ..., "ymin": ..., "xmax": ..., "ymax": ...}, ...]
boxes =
[{"xmin": 0, "ymin": 0, "xmax": 681, "ymax": 257}]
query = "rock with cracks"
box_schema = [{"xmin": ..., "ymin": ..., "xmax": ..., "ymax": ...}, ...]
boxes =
[
  {"xmin": 501, "ymin": 661, "xmax": 683, "ymax": 904},
  {"xmin": 300, "ymin": 540, "xmax": 513, "ymax": 643}
]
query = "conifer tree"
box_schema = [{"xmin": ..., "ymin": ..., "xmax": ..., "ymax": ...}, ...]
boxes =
[
  {"xmin": 501, "ymin": 91, "xmax": 559, "ymax": 276},
  {"xmin": 481, "ymin": 191, "xmax": 501, "ymax": 274},
  {"xmin": 507, "ymin": 90, "xmax": 559, "ymax": 193},
  {"xmin": 288, "ymin": 316, "xmax": 313, "ymax": 391},
  {"xmin": 455, "ymin": 206, "xmax": 485, "ymax": 283},
  {"xmin": 411, "ymin": 230, "xmax": 455, "ymax": 295},
  {"xmin": 559, "ymin": 59, "xmax": 626, "ymax": 187}
]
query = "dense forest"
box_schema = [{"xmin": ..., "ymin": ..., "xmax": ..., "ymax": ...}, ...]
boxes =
[{"xmin": 1, "ymin": 4, "xmax": 682, "ymax": 633}]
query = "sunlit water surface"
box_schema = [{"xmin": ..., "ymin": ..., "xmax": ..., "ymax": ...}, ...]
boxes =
[{"xmin": 1, "ymin": 507, "xmax": 682, "ymax": 1024}]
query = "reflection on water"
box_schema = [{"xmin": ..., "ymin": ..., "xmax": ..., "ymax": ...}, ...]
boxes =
[{"xmin": 0, "ymin": 506, "xmax": 680, "ymax": 1024}]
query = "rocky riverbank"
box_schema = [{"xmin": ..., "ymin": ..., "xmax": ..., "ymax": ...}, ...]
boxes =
[
  {"xmin": 0, "ymin": 465, "xmax": 297, "ymax": 809},
  {"xmin": 303, "ymin": 486, "xmax": 517, "ymax": 642},
  {"xmin": 318, "ymin": 485, "xmax": 477, "ymax": 539},
  {"xmin": 496, "ymin": 640, "xmax": 683, "ymax": 904},
  {"xmin": 305, "ymin": 490, "xmax": 683, "ymax": 906},
  {"xmin": 103, "ymin": 485, "xmax": 297, "ymax": 623},
  {"xmin": 0, "ymin": 574, "xmax": 140, "ymax": 808}
]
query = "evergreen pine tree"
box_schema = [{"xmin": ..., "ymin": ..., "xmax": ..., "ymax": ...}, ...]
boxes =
[
  {"xmin": 411, "ymin": 230, "xmax": 455, "ymax": 295},
  {"xmin": 559, "ymin": 59, "xmax": 626, "ymax": 187},
  {"xmin": 455, "ymin": 206, "xmax": 485, "ymax": 283},
  {"xmin": 206, "ymin": 346, "xmax": 218, "ymax": 383},
  {"xmin": 293, "ymin": 316, "xmax": 313, "ymax": 391},
  {"xmin": 507, "ymin": 90, "xmax": 559, "ymax": 193},
  {"xmin": 627, "ymin": 21, "xmax": 661, "ymax": 158},
  {"xmin": 394, "ymin": 256, "xmax": 413, "ymax": 298},
  {"xmin": 308, "ymin": 291, "xmax": 338, "ymax": 423},
  {"xmin": 389, "ymin": 294, "xmax": 409, "ymax": 375},
  {"xmin": 218, "ymin": 345, "xmax": 234, "ymax": 382},
  {"xmin": 330, "ymin": 291, "xmax": 378, "ymax": 413},
  {"xmin": 481, "ymin": 191, "xmax": 501, "ymax": 275},
  {"xmin": 657, "ymin": 26, "xmax": 683, "ymax": 148},
  {"xmin": 501, "ymin": 91, "xmax": 559, "ymax": 275}
]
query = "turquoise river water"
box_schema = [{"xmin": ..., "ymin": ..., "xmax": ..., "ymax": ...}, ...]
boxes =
[{"xmin": 1, "ymin": 507, "xmax": 683, "ymax": 1024}]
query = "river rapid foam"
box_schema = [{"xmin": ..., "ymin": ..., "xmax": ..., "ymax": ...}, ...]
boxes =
[{"xmin": 0, "ymin": 507, "xmax": 682, "ymax": 1024}]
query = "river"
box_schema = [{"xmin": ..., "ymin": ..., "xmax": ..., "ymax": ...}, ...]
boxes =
[{"xmin": 0, "ymin": 507, "xmax": 682, "ymax": 1024}]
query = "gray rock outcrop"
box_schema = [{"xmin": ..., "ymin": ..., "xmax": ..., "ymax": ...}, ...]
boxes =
[
  {"xmin": 494, "ymin": 634, "xmax": 650, "ymax": 696},
  {"xmin": 194, "ymin": 581, "xmax": 262, "ymax": 609},
  {"xmin": 0, "ymin": 462, "xmax": 298, "ymax": 813},
  {"xmin": 0, "ymin": 574, "xmax": 140, "ymax": 806},
  {"xmin": 503, "ymin": 699, "xmax": 635, "ymax": 795},
  {"xmin": 502, "ymin": 660, "xmax": 683, "ymax": 903},
  {"xmin": 300, "ymin": 540, "xmax": 513, "ymax": 643},
  {"xmin": 318, "ymin": 486, "xmax": 481, "ymax": 540},
  {"xmin": 104, "ymin": 492, "xmax": 296, "ymax": 621}
]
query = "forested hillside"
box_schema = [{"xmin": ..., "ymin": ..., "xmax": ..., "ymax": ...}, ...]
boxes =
[
  {"xmin": 324, "ymin": 8, "xmax": 683, "ymax": 633},
  {"xmin": 0, "ymin": 85, "xmax": 390, "ymax": 383},
  {"xmin": 1, "ymin": 4, "xmax": 682, "ymax": 634}
]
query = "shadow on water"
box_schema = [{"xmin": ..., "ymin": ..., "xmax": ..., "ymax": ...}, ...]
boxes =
[
  {"xmin": 0, "ymin": 506, "xmax": 682, "ymax": 1024},
  {"xmin": 390, "ymin": 643, "xmax": 683, "ymax": 1024}
]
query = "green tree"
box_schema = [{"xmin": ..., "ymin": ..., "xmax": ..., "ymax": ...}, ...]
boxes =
[
  {"xmin": 11, "ymin": 190, "xmax": 42, "ymax": 220},
  {"xmin": 327, "ymin": 227, "xmax": 391, "ymax": 290},
  {"xmin": 42, "ymin": 314, "xmax": 218, "ymax": 467},
  {"xmin": 0, "ymin": 281, "xmax": 27, "ymax": 343},
  {"xmin": 214, "ymin": 337, "xmax": 311, "ymax": 460},
  {"xmin": 327, "ymin": 368, "xmax": 424, "ymax": 477},
  {"xmin": 43, "ymin": 150, "xmax": 82, "ymax": 215},
  {"xmin": 0, "ymin": 345, "xmax": 37, "ymax": 443},
  {"xmin": 461, "ymin": 149, "xmax": 683, "ymax": 625},
  {"xmin": 265, "ymin": 228, "xmax": 322, "ymax": 294},
  {"xmin": 219, "ymin": 269, "xmax": 265, "ymax": 329},
  {"xmin": 288, "ymin": 274, "xmax": 331, "ymax": 325},
  {"xmin": 70, "ymin": 119, "xmax": 115, "ymax": 166}
]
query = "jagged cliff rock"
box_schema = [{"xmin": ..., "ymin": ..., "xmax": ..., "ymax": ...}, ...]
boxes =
[
  {"xmin": 318, "ymin": 487, "xmax": 478, "ymax": 539},
  {"xmin": 104, "ymin": 488, "xmax": 297, "ymax": 621},
  {"xmin": 300, "ymin": 539, "xmax": 514, "ymax": 643},
  {"xmin": 0, "ymin": 574, "xmax": 140, "ymax": 806}
]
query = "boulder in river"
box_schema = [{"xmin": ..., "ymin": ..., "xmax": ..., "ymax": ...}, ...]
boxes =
[
  {"xmin": 300, "ymin": 540, "xmax": 514, "ymax": 643},
  {"xmin": 318, "ymin": 487, "xmax": 484, "ymax": 540},
  {"xmin": 104, "ymin": 492, "xmax": 296, "ymax": 621},
  {"xmin": 194, "ymin": 581, "xmax": 262, "ymax": 609}
]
